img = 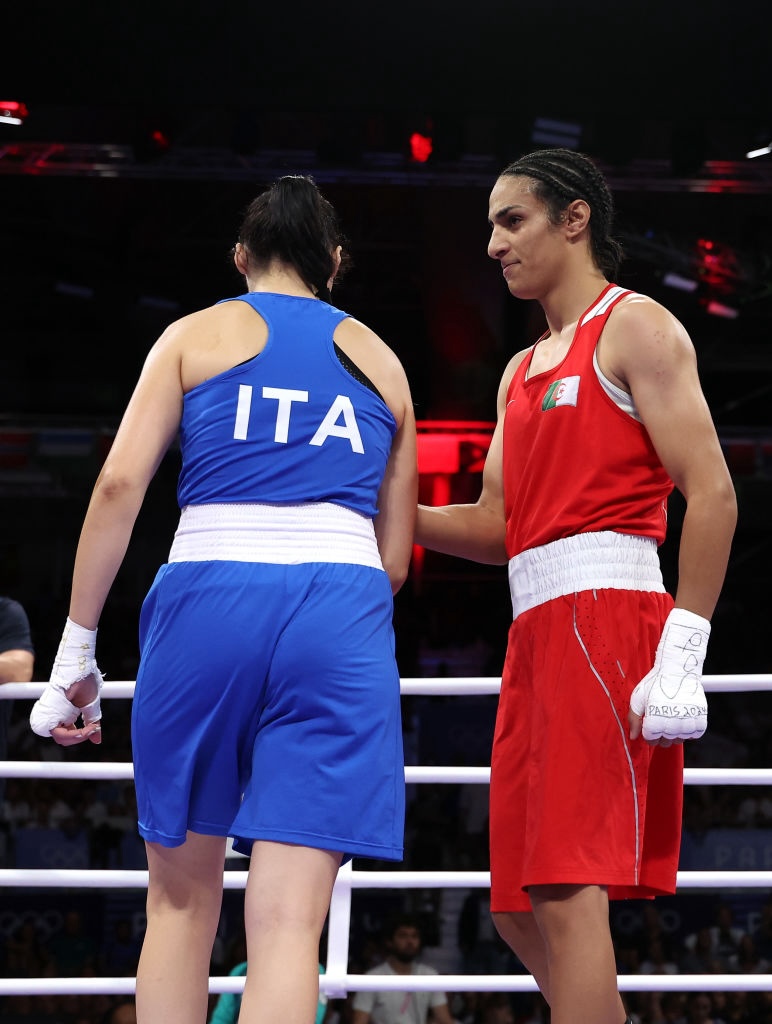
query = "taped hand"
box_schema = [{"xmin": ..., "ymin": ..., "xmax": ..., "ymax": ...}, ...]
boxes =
[
  {"xmin": 30, "ymin": 618, "xmax": 103, "ymax": 745},
  {"xmin": 629, "ymin": 607, "xmax": 709, "ymax": 744}
]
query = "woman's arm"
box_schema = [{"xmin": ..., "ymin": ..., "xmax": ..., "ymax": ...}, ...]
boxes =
[
  {"xmin": 606, "ymin": 297, "xmax": 737, "ymax": 620},
  {"xmin": 333, "ymin": 317, "xmax": 419, "ymax": 593},
  {"xmin": 374, "ymin": 396, "xmax": 418, "ymax": 593},
  {"xmin": 603, "ymin": 297, "xmax": 737, "ymax": 745},
  {"xmin": 31, "ymin": 322, "xmax": 186, "ymax": 743},
  {"xmin": 0, "ymin": 649, "xmax": 34, "ymax": 685},
  {"xmin": 68, "ymin": 326, "xmax": 185, "ymax": 629}
]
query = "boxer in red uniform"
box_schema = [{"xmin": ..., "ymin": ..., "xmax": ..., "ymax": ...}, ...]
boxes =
[{"xmin": 416, "ymin": 148, "xmax": 737, "ymax": 1024}]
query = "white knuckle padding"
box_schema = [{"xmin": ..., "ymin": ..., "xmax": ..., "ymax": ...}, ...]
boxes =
[
  {"xmin": 30, "ymin": 686, "xmax": 83, "ymax": 737},
  {"xmin": 630, "ymin": 607, "xmax": 710, "ymax": 741},
  {"xmin": 29, "ymin": 617, "xmax": 104, "ymax": 738}
]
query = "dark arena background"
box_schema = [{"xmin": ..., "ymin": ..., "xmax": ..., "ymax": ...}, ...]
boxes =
[{"xmin": 1, "ymin": 2, "xmax": 771, "ymax": 1022}]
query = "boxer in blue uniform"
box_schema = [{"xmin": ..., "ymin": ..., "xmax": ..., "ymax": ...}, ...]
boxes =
[
  {"xmin": 133, "ymin": 291, "xmax": 406, "ymax": 860},
  {"xmin": 30, "ymin": 175, "xmax": 418, "ymax": 1024}
]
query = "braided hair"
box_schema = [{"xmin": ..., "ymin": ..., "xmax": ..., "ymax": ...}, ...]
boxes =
[
  {"xmin": 235, "ymin": 175, "xmax": 349, "ymax": 301},
  {"xmin": 500, "ymin": 149, "xmax": 624, "ymax": 279}
]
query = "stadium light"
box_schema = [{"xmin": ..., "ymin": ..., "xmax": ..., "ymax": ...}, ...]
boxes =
[
  {"xmin": 746, "ymin": 140, "xmax": 772, "ymax": 159},
  {"xmin": 0, "ymin": 101, "xmax": 28, "ymax": 126}
]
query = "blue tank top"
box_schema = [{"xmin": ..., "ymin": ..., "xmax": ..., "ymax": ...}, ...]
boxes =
[{"xmin": 176, "ymin": 293, "xmax": 397, "ymax": 517}]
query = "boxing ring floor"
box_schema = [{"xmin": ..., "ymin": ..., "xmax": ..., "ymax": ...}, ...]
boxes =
[{"xmin": 1, "ymin": 675, "xmax": 771, "ymax": 999}]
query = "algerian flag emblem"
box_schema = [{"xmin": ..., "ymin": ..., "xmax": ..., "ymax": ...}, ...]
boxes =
[{"xmin": 542, "ymin": 375, "xmax": 580, "ymax": 411}]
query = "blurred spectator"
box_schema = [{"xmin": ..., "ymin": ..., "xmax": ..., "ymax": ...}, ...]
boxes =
[
  {"xmin": 635, "ymin": 990, "xmax": 687, "ymax": 1024},
  {"xmin": 684, "ymin": 992, "xmax": 726, "ymax": 1024},
  {"xmin": 727, "ymin": 933, "xmax": 770, "ymax": 974},
  {"xmin": 58, "ymin": 967, "xmax": 113, "ymax": 1024},
  {"xmin": 639, "ymin": 938, "xmax": 679, "ymax": 975},
  {"xmin": 750, "ymin": 899, "xmax": 772, "ymax": 963},
  {"xmin": 475, "ymin": 992, "xmax": 516, "ymax": 1024},
  {"xmin": 448, "ymin": 991, "xmax": 482, "ymax": 1024},
  {"xmin": 45, "ymin": 910, "xmax": 98, "ymax": 977},
  {"xmin": 735, "ymin": 789, "xmax": 772, "ymax": 828},
  {"xmin": 457, "ymin": 889, "xmax": 517, "ymax": 975},
  {"xmin": 456, "ymin": 783, "xmax": 489, "ymax": 844},
  {"xmin": 751, "ymin": 991, "xmax": 772, "ymax": 1024},
  {"xmin": 2, "ymin": 779, "xmax": 31, "ymax": 830},
  {"xmin": 615, "ymin": 939, "xmax": 641, "ymax": 978},
  {"xmin": 512, "ymin": 993, "xmax": 550, "ymax": 1024},
  {"xmin": 102, "ymin": 998, "xmax": 138, "ymax": 1024},
  {"xmin": 100, "ymin": 918, "xmax": 143, "ymax": 977},
  {"xmin": 661, "ymin": 992, "xmax": 688, "ymax": 1022},
  {"xmin": 683, "ymin": 905, "xmax": 743, "ymax": 973},
  {"xmin": 48, "ymin": 789, "xmax": 76, "ymax": 828},
  {"xmin": 721, "ymin": 991, "xmax": 755, "ymax": 1024},
  {"xmin": 1, "ymin": 992, "xmax": 62, "ymax": 1023},
  {"xmin": 0, "ymin": 595, "xmax": 34, "ymax": 809},
  {"xmin": 708, "ymin": 904, "xmax": 744, "ymax": 970},
  {"xmin": 4, "ymin": 919, "xmax": 50, "ymax": 977},
  {"xmin": 679, "ymin": 927, "xmax": 723, "ymax": 975},
  {"xmin": 405, "ymin": 785, "xmax": 458, "ymax": 872},
  {"xmin": 628, "ymin": 905, "xmax": 677, "ymax": 965},
  {"xmin": 81, "ymin": 781, "xmax": 110, "ymax": 828},
  {"xmin": 351, "ymin": 913, "xmax": 455, "ymax": 1024}
]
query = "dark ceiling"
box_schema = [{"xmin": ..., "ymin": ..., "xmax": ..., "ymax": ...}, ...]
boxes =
[
  {"xmin": 2, "ymin": 0, "xmax": 772, "ymax": 432},
  {"xmin": 5, "ymin": 0, "xmax": 771, "ymax": 119}
]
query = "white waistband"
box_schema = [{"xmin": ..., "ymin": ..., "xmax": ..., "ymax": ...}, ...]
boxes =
[
  {"xmin": 508, "ymin": 531, "xmax": 665, "ymax": 620},
  {"xmin": 168, "ymin": 503, "xmax": 384, "ymax": 569}
]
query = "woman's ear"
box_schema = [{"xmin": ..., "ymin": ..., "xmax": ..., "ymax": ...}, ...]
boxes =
[
  {"xmin": 234, "ymin": 242, "xmax": 249, "ymax": 277},
  {"xmin": 564, "ymin": 199, "xmax": 591, "ymax": 239},
  {"xmin": 328, "ymin": 245, "xmax": 343, "ymax": 290}
]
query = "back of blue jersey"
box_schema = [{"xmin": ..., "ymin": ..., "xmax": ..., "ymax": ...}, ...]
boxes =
[{"xmin": 177, "ymin": 293, "xmax": 397, "ymax": 517}]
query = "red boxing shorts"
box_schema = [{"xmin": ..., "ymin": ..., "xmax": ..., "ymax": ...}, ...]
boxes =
[{"xmin": 489, "ymin": 585, "xmax": 682, "ymax": 912}]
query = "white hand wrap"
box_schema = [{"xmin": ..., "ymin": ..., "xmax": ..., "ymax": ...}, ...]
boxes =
[
  {"xmin": 29, "ymin": 618, "xmax": 104, "ymax": 738},
  {"xmin": 629, "ymin": 608, "xmax": 710, "ymax": 741}
]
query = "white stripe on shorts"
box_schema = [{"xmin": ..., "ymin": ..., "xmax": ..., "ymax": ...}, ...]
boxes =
[
  {"xmin": 168, "ymin": 502, "xmax": 384, "ymax": 569},
  {"xmin": 508, "ymin": 531, "xmax": 665, "ymax": 620}
]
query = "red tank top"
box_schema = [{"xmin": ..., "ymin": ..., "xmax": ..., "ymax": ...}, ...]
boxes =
[{"xmin": 503, "ymin": 284, "xmax": 673, "ymax": 559}]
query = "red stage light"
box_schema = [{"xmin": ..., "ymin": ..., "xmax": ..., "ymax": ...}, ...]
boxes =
[
  {"xmin": 409, "ymin": 131, "xmax": 433, "ymax": 163},
  {"xmin": 150, "ymin": 129, "xmax": 171, "ymax": 152},
  {"xmin": 0, "ymin": 101, "xmax": 28, "ymax": 125},
  {"xmin": 416, "ymin": 421, "xmax": 495, "ymax": 474},
  {"xmin": 705, "ymin": 299, "xmax": 739, "ymax": 320}
]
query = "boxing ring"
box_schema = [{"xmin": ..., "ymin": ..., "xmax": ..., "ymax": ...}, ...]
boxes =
[{"xmin": 1, "ymin": 674, "xmax": 771, "ymax": 1000}]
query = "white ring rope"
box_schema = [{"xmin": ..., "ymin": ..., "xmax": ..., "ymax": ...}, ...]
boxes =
[
  {"xmin": 1, "ymin": 868, "xmax": 772, "ymax": 890},
  {"xmin": 2, "ymin": 973, "xmax": 772, "ymax": 997},
  {"xmin": 1, "ymin": 676, "xmax": 770, "ymax": 999},
  {"xmin": 2, "ymin": 675, "xmax": 771, "ymax": 700},
  {"xmin": 3, "ymin": 762, "xmax": 771, "ymax": 785},
  {"xmin": 2, "ymin": 762, "xmax": 772, "ymax": 788}
]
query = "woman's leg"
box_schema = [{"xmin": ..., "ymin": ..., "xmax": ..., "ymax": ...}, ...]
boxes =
[
  {"xmin": 492, "ymin": 910, "xmax": 552, "ymax": 1003},
  {"xmin": 136, "ymin": 832, "xmax": 227, "ymax": 1024},
  {"xmin": 528, "ymin": 884, "xmax": 626, "ymax": 1024},
  {"xmin": 238, "ymin": 841, "xmax": 342, "ymax": 1024}
]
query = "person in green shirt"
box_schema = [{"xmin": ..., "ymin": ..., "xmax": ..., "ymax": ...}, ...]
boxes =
[{"xmin": 210, "ymin": 962, "xmax": 328, "ymax": 1024}]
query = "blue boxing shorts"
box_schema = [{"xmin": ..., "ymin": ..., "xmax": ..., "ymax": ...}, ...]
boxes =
[{"xmin": 131, "ymin": 558, "xmax": 404, "ymax": 862}]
